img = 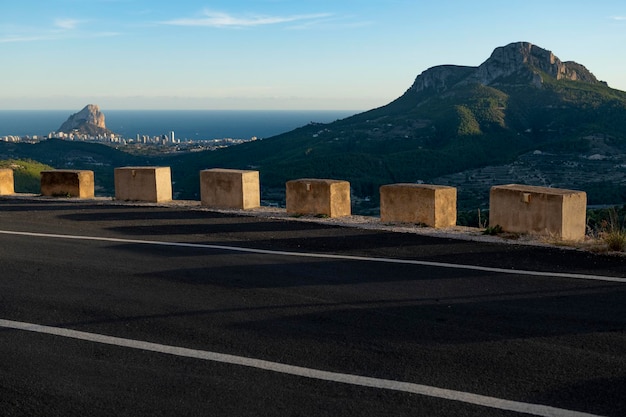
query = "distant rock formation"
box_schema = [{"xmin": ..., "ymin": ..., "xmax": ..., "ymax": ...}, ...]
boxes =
[
  {"xmin": 410, "ymin": 41, "xmax": 605, "ymax": 93},
  {"xmin": 58, "ymin": 104, "xmax": 112, "ymax": 136}
]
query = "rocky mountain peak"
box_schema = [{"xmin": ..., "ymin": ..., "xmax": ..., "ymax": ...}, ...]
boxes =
[
  {"xmin": 58, "ymin": 104, "xmax": 111, "ymax": 136},
  {"xmin": 410, "ymin": 42, "xmax": 603, "ymax": 93},
  {"xmin": 473, "ymin": 41, "xmax": 600, "ymax": 86},
  {"xmin": 409, "ymin": 65, "xmax": 476, "ymax": 94}
]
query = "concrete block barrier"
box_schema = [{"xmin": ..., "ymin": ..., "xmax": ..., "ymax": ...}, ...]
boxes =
[
  {"xmin": 489, "ymin": 184, "xmax": 587, "ymax": 240},
  {"xmin": 40, "ymin": 170, "xmax": 94, "ymax": 198},
  {"xmin": 114, "ymin": 166, "xmax": 172, "ymax": 202},
  {"xmin": 200, "ymin": 168, "xmax": 260, "ymax": 210},
  {"xmin": 286, "ymin": 178, "xmax": 351, "ymax": 218},
  {"xmin": 380, "ymin": 183, "xmax": 457, "ymax": 228},
  {"xmin": 0, "ymin": 168, "xmax": 14, "ymax": 195}
]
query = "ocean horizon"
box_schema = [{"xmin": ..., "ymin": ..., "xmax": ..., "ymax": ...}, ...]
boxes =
[{"xmin": 0, "ymin": 109, "xmax": 360, "ymax": 140}]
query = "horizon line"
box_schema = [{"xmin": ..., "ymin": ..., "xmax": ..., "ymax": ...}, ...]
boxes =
[{"xmin": 0, "ymin": 108, "xmax": 365, "ymax": 112}]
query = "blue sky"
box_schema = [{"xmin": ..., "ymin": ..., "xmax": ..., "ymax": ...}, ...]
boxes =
[{"xmin": 1, "ymin": 0, "xmax": 625, "ymax": 110}]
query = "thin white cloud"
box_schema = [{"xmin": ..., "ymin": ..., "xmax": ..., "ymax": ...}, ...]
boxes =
[
  {"xmin": 54, "ymin": 18, "xmax": 82, "ymax": 30},
  {"xmin": 1, "ymin": 18, "xmax": 92, "ymax": 43},
  {"xmin": 288, "ymin": 15, "xmax": 373, "ymax": 30},
  {"xmin": 0, "ymin": 29, "xmax": 120, "ymax": 44},
  {"xmin": 0, "ymin": 34, "xmax": 50, "ymax": 44},
  {"xmin": 610, "ymin": 16, "xmax": 626, "ymax": 21},
  {"xmin": 162, "ymin": 9, "xmax": 333, "ymax": 28}
]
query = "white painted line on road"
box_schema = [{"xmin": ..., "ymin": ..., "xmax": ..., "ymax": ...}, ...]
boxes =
[
  {"xmin": 0, "ymin": 318, "xmax": 605, "ymax": 417},
  {"xmin": 1, "ymin": 229, "xmax": 625, "ymax": 283}
]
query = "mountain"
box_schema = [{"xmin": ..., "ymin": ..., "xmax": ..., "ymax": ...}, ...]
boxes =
[
  {"xmin": 57, "ymin": 104, "xmax": 113, "ymax": 136},
  {"xmin": 411, "ymin": 42, "xmax": 604, "ymax": 93},
  {"xmin": 167, "ymin": 41, "xmax": 626, "ymax": 211},
  {"xmin": 3, "ymin": 42, "xmax": 626, "ymax": 212}
]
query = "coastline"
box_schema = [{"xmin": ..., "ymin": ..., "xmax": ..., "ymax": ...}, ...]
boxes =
[{"xmin": 0, "ymin": 109, "xmax": 358, "ymax": 140}]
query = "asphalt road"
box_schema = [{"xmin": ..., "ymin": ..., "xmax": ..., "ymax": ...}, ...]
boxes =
[{"xmin": 1, "ymin": 198, "xmax": 625, "ymax": 417}]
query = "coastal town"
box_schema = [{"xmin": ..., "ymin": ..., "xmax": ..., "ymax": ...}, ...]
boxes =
[
  {"xmin": 1, "ymin": 104, "xmax": 258, "ymax": 154},
  {"xmin": 1, "ymin": 129, "xmax": 258, "ymax": 154}
]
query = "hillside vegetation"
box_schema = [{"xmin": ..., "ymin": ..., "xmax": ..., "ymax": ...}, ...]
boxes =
[
  {"xmin": 0, "ymin": 140, "xmax": 142, "ymax": 196},
  {"xmin": 164, "ymin": 44, "xmax": 626, "ymax": 210},
  {"xmin": 0, "ymin": 159, "xmax": 55, "ymax": 193}
]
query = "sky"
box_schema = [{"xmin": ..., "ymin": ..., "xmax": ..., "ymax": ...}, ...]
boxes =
[{"xmin": 1, "ymin": 0, "xmax": 625, "ymax": 111}]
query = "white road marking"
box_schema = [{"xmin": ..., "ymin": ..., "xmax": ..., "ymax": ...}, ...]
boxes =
[
  {"xmin": 0, "ymin": 229, "xmax": 625, "ymax": 283},
  {"xmin": 0, "ymin": 318, "xmax": 605, "ymax": 417}
]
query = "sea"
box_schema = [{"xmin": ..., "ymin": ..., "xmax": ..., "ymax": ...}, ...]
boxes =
[{"xmin": 0, "ymin": 110, "xmax": 359, "ymax": 140}]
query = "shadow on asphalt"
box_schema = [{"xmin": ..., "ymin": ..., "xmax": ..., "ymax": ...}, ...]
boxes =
[
  {"xmin": 104, "ymin": 221, "xmax": 343, "ymax": 236},
  {"xmin": 4, "ymin": 198, "xmax": 626, "ymax": 277},
  {"xmin": 130, "ymin": 260, "xmax": 491, "ymax": 286},
  {"xmin": 102, "ymin": 224, "xmax": 626, "ymax": 278},
  {"xmin": 226, "ymin": 287, "xmax": 626, "ymax": 344},
  {"xmin": 0, "ymin": 201, "xmax": 125, "ymax": 212}
]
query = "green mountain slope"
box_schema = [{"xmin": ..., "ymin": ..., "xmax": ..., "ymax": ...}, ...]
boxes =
[
  {"xmin": 0, "ymin": 159, "xmax": 55, "ymax": 193},
  {"xmin": 167, "ymin": 43, "xmax": 626, "ymax": 209},
  {"xmin": 0, "ymin": 139, "xmax": 142, "ymax": 195}
]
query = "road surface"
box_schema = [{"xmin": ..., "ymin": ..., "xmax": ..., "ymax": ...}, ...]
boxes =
[{"xmin": 1, "ymin": 198, "xmax": 625, "ymax": 416}]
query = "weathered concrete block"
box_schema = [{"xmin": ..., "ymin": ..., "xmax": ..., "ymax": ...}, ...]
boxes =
[
  {"xmin": 40, "ymin": 170, "xmax": 94, "ymax": 198},
  {"xmin": 200, "ymin": 168, "xmax": 260, "ymax": 210},
  {"xmin": 0, "ymin": 168, "xmax": 14, "ymax": 195},
  {"xmin": 286, "ymin": 179, "xmax": 351, "ymax": 218},
  {"xmin": 489, "ymin": 184, "xmax": 587, "ymax": 241},
  {"xmin": 380, "ymin": 183, "xmax": 457, "ymax": 228},
  {"xmin": 114, "ymin": 166, "xmax": 172, "ymax": 202}
]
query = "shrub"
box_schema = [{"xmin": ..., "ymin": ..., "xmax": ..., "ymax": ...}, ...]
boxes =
[
  {"xmin": 591, "ymin": 207, "xmax": 626, "ymax": 252},
  {"xmin": 604, "ymin": 230, "xmax": 626, "ymax": 252},
  {"xmin": 482, "ymin": 224, "xmax": 503, "ymax": 235}
]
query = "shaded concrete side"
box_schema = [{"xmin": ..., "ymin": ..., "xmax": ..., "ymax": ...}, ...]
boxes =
[
  {"xmin": 114, "ymin": 167, "xmax": 172, "ymax": 202},
  {"xmin": 200, "ymin": 168, "xmax": 260, "ymax": 210},
  {"xmin": 0, "ymin": 168, "xmax": 14, "ymax": 195},
  {"xmin": 40, "ymin": 170, "xmax": 94, "ymax": 198},
  {"xmin": 380, "ymin": 184, "xmax": 457, "ymax": 228},
  {"xmin": 489, "ymin": 184, "xmax": 587, "ymax": 240},
  {"xmin": 286, "ymin": 179, "xmax": 351, "ymax": 218}
]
